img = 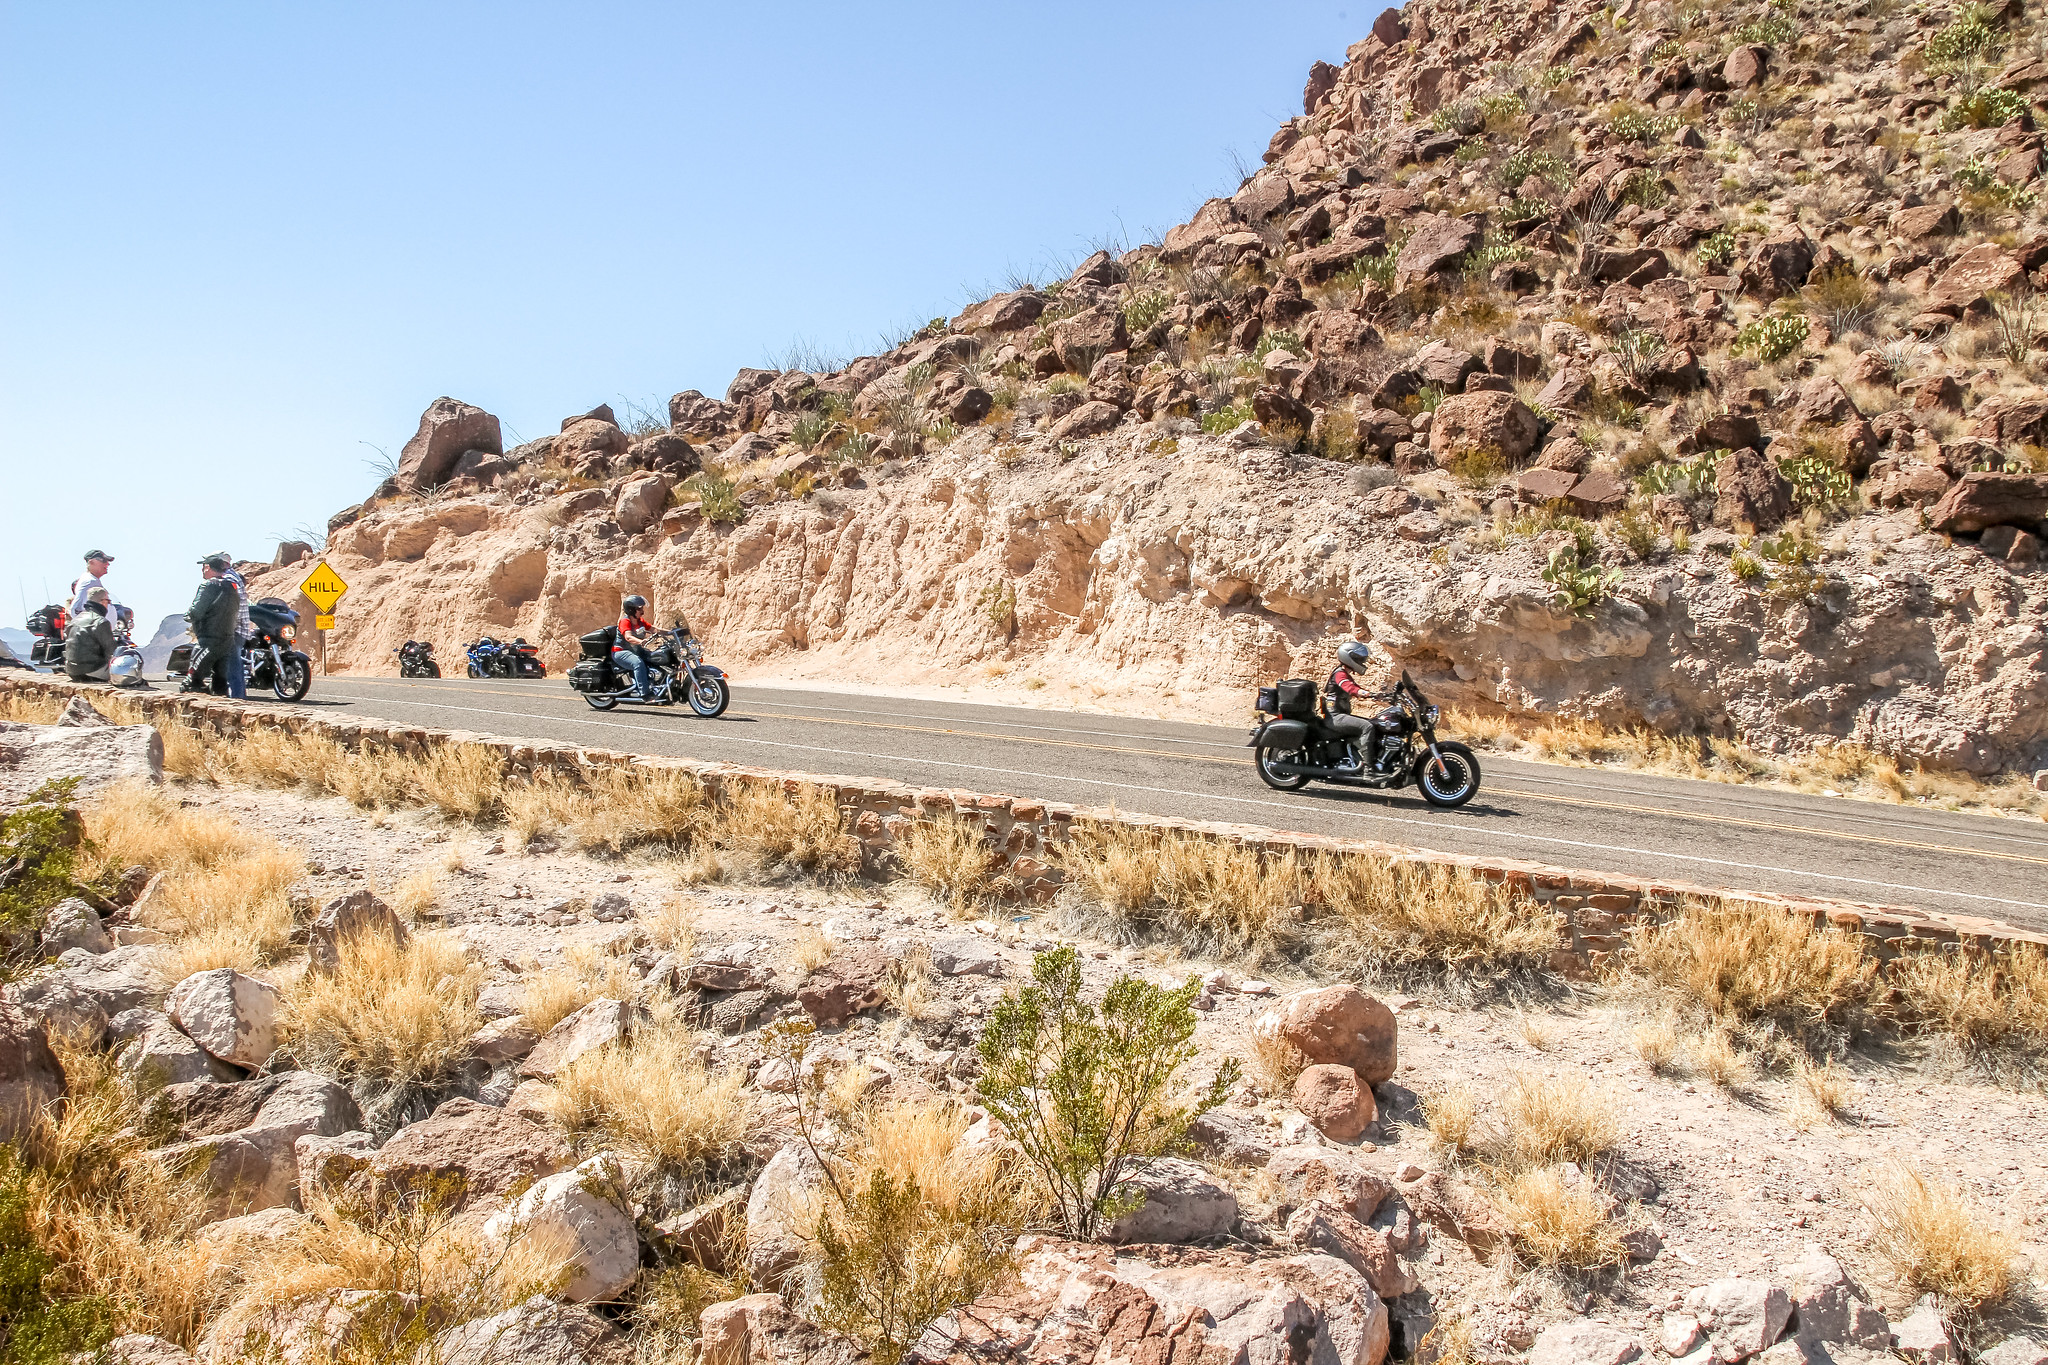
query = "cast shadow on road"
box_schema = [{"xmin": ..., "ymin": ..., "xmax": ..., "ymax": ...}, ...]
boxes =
[{"xmin": 1286, "ymin": 784, "xmax": 1521, "ymax": 821}]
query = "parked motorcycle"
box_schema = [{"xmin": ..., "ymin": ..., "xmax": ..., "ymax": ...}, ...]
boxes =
[
  {"xmin": 165, "ymin": 597, "xmax": 313, "ymax": 701},
  {"xmin": 1247, "ymin": 670, "xmax": 1481, "ymax": 808},
  {"xmin": 24, "ymin": 604, "xmax": 68, "ymax": 668},
  {"xmin": 396, "ymin": 640, "xmax": 442, "ymax": 678},
  {"xmin": 566, "ymin": 621, "xmax": 730, "ymax": 717},
  {"xmin": 463, "ymin": 636, "xmax": 545, "ymax": 678}
]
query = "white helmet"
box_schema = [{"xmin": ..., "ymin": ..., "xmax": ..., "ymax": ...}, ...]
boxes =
[{"xmin": 1336, "ymin": 639, "xmax": 1372, "ymax": 671}]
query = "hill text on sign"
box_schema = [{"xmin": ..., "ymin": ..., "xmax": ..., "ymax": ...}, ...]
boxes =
[{"xmin": 298, "ymin": 561, "xmax": 349, "ymax": 613}]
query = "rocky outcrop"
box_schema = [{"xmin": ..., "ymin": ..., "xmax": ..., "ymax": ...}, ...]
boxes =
[
  {"xmin": 397, "ymin": 398, "xmax": 502, "ymax": 493},
  {"xmin": 0, "ymin": 1002, "xmax": 63, "ymax": 1144},
  {"xmin": 0, "ymin": 715, "xmax": 164, "ymax": 803}
]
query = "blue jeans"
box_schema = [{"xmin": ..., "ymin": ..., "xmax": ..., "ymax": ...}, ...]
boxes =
[
  {"xmin": 227, "ymin": 636, "xmax": 248, "ymax": 699},
  {"xmin": 612, "ymin": 648, "xmax": 651, "ymax": 698}
]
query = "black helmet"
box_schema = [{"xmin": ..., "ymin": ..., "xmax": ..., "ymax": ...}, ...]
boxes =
[
  {"xmin": 623, "ymin": 595, "xmax": 647, "ymax": 613},
  {"xmin": 1336, "ymin": 639, "xmax": 1372, "ymax": 671}
]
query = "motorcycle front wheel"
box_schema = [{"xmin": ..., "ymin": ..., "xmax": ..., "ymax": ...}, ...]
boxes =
[
  {"xmin": 585, "ymin": 691, "xmax": 619, "ymax": 710},
  {"xmin": 686, "ymin": 673, "xmax": 730, "ymax": 718},
  {"xmin": 1416, "ymin": 741, "xmax": 1481, "ymax": 808},
  {"xmin": 1254, "ymin": 744, "xmax": 1313, "ymax": 791},
  {"xmin": 466, "ymin": 663, "xmax": 482, "ymax": 678},
  {"xmin": 274, "ymin": 658, "xmax": 312, "ymax": 702}
]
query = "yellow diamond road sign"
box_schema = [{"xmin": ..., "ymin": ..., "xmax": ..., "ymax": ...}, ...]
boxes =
[{"xmin": 299, "ymin": 560, "xmax": 349, "ymax": 614}]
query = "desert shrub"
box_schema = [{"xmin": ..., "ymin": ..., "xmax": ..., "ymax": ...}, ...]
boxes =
[
  {"xmin": 1925, "ymin": 7, "xmax": 1999, "ymax": 67},
  {"xmin": 1422, "ymin": 1084, "xmax": 1479, "ymax": 1155},
  {"xmin": 544, "ymin": 1022, "xmax": 751, "ymax": 1182},
  {"xmin": 1478, "ymin": 91, "xmax": 1527, "ymax": 130},
  {"xmin": 1058, "ymin": 825, "xmax": 1301, "ymax": 960},
  {"xmin": 1543, "ymin": 535, "xmax": 1623, "ymax": 616},
  {"xmin": 1730, "ymin": 549, "xmax": 1766, "ymax": 581},
  {"xmin": 1864, "ymin": 1163, "xmax": 2020, "ymax": 1320},
  {"xmin": 1499, "ymin": 1072, "xmax": 1619, "ymax": 1169},
  {"xmin": 1494, "ymin": 1166, "xmax": 1631, "ymax": 1269},
  {"xmin": 1252, "ymin": 328, "xmax": 1304, "ymax": 362},
  {"xmin": 1608, "ymin": 107, "xmax": 1678, "ymax": 145},
  {"xmin": 790, "ymin": 412, "xmax": 832, "ymax": 450},
  {"xmin": 284, "ymin": 930, "xmax": 483, "ymax": 1132},
  {"xmin": 1632, "ymin": 1020, "xmax": 1681, "ymax": 1073},
  {"xmin": 717, "ymin": 782, "xmax": 858, "ymax": 876},
  {"xmin": 688, "ymin": 472, "xmax": 745, "ymax": 524},
  {"xmin": 1990, "ymin": 288, "xmax": 2041, "ymax": 363},
  {"xmin": 1890, "ymin": 944, "xmax": 2048, "ymax": 1062},
  {"xmin": 1734, "ymin": 5, "xmax": 1797, "ymax": 44},
  {"xmin": 1636, "ymin": 452, "xmax": 1719, "ymax": 496},
  {"xmin": 1631, "ymin": 899, "xmax": 1875, "ymax": 1034},
  {"xmin": 0, "ymin": 1147, "xmax": 111, "ymax": 1365},
  {"xmin": 1943, "ymin": 85, "xmax": 2028, "ymax": 131},
  {"xmin": 1122, "ymin": 288, "xmax": 1173, "ymax": 335},
  {"xmin": 1804, "ymin": 267, "xmax": 1877, "ymax": 336},
  {"xmin": 900, "ymin": 816, "xmax": 1002, "ymax": 917},
  {"xmin": 518, "ymin": 943, "xmax": 635, "ymax": 1035},
  {"xmin": 1445, "ymin": 445, "xmax": 1508, "ymax": 488},
  {"xmin": 0, "ymin": 779, "xmax": 85, "ymax": 946},
  {"xmin": 975, "ymin": 946, "xmax": 1237, "ymax": 1240},
  {"xmin": 1733, "ymin": 312, "xmax": 1809, "ymax": 361},
  {"xmin": 1615, "ymin": 168, "xmax": 1668, "ymax": 210},
  {"xmin": 1312, "ymin": 853, "xmax": 1556, "ymax": 971},
  {"xmin": 1614, "ymin": 507, "xmax": 1660, "ymax": 557},
  {"xmin": 1780, "ymin": 453, "xmax": 1852, "ymax": 509},
  {"xmin": 1540, "ymin": 63, "xmax": 1575, "ymax": 87}
]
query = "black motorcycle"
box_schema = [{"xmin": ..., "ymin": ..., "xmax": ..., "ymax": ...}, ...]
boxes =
[
  {"xmin": 463, "ymin": 636, "xmax": 545, "ymax": 679},
  {"xmin": 1248, "ymin": 670, "xmax": 1481, "ymax": 808},
  {"xmin": 396, "ymin": 640, "xmax": 442, "ymax": 678},
  {"xmin": 165, "ymin": 597, "xmax": 312, "ymax": 701},
  {"xmin": 567, "ymin": 622, "xmax": 730, "ymax": 717}
]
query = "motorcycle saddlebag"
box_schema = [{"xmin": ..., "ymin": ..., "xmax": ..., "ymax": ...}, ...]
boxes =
[
  {"xmin": 166, "ymin": 642, "xmax": 195, "ymax": 675},
  {"xmin": 1256, "ymin": 686, "xmax": 1279, "ymax": 715},
  {"xmin": 578, "ymin": 628, "xmax": 615, "ymax": 661},
  {"xmin": 1275, "ymin": 678, "xmax": 1318, "ymax": 718},
  {"xmin": 567, "ymin": 659, "xmax": 611, "ymax": 693},
  {"xmin": 1255, "ymin": 719, "xmax": 1311, "ymax": 748}
]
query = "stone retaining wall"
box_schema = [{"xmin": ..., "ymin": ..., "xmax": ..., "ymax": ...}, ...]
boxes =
[{"xmin": 6, "ymin": 675, "xmax": 2041, "ymax": 975}]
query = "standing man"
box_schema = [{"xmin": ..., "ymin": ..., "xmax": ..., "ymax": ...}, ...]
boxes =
[
  {"xmin": 63, "ymin": 588, "xmax": 116, "ymax": 682},
  {"xmin": 70, "ymin": 550, "xmax": 119, "ymax": 617},
  {"xmin": 215, "ymin": 551, "xmax": 252, "ymax": 700},
  {"xmin": 183, "ymin": 556, "xmax": 241, "ymax": 696}
]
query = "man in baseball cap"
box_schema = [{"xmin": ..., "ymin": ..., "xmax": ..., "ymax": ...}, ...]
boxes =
[{"xmin": 71, "ymin": 550, "xmax": 117, "ymax": 617}]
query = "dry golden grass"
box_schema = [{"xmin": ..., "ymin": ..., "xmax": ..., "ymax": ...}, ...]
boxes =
[
  {"xmin": 1631, "ymin": 899, "xmax": 1875, "ymax": 1033},
  {"xmin": 1791, "ymin": 1055, "xmax": 1853, "ymax": 1127},
  {"xmin": 389, "ymin": 867, "xmax": 442, "ymax": 924},
  {"xmin": 16, "ymin": 1044, "xmax": 234, "ymax": 1347},
  {"xmin": 81, "ymin": 781, "xmax": 301, "ymax": 977},
  {"xmin": 543, "ymin": 1024, "xmax": 752, "ymax": 1177},
  {"xmin": 1059, "ymin": 823, "xmax": 1301, "ymax": 959},
  {"xmin": 1497, "ymin": 1073, "xmax": 1619, "ymax": 1170},
  {"xmin": 1890, "ymin": 944, "xmax": 2048, "ymax": 1061},
  {"xmin": 1450, "ymin": 708, "xmax": 2046, "ymax": 820},
  {"xmin": 1423, "ymin": 1083, "xmax": 1479, "ymax": 1157},
  {"xmin": 1312, "ymin": 855, "xmax": 1558, "ymax": 970},
  {"xmin": 640, "ymin": 895, "xmax": 700, "ymax": 956},
  {"xmin": 900, "ymin": 816, "xmax": 1002, "ymax": 918},
  {"xmin": 518, "ymin": 944, "xmax": 635, "ymax": 1035},
  {"xmin": 1418, "ymin": 1313, "xmax": 1479, "ymax": 1365},
  {"xmin": 1693, "ymin": 1031, "xmax": 1752, "ymax": 1090},
  {"xmin": 1246, "ymin": 1031, "xmax": 1309, "ymax": 1097},
  {"xmin": 0, "ymin": 690, "xmax": 66, "ymax": 723},
  {"xmin": 1632, "ymin": 1020, "xmax": 1681, "ymax": 1074},
  {"xmin": 719, "ymin": 782, "xmax": 858, "ymax": 875},
  {"xmin": 410, "ymin": 743, "xmax": 507, "ymax": 823},
  {"xmin": 1492, "ymin": 1165, "xmax": 1630, "ymax": 1270},
  {"xmin": 791, "ymin": 926, "xmax": 836, "ymax": 974},
  {"xmin": 284, "ymin": 930, "xmax": 483, "ymax": 1126},
  {"xmin": 880, "ymin": 941, "xmax": 937, "ymax": 1020},
  {"xmin": 1864, "ymin": 1163, "xmax": 2020, "ymax": 1316},
  {"xmin": 1516, "ymin": 1014, "xmax": 1556, "ymax": 1050}
]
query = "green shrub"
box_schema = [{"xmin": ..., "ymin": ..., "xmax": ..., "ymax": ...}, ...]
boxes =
[
  {"xmin": 1123, "ymin": 288, "xmax": 1173, "ymax": 335},
  {"xmin": 1733, "ymin": 5, "xmax": 1797, "ymax": 45},
  {"xmin": 1468, "ymin": 230, "xmax": 1530, "ymax": 273},
  {"xmin": 1609, "ymin": 109, "xmax": 1679, "ymax": 144},
  {"xmin": 1697, "ymin": 229, "xmax": 1739, "ymax": 271},
  {"xmin": 1500, "ymin": 148, "xmax": 1572, "ymax": 193},
  {"xmin": 1926, "ymin": 7, "xmax": 1999, "ymax": 66},
  {"xmin": 1543, "ymin": 536, "xmax": 1623, "ymax": 617},
  {"xmin": 1781, "ymin": 453, "xmax": 1853, "ymax": 508},
  {"xmin": 975, "ymin": 946, "xmax": 1237, "ymax": 1241},
  {"xmin": 1343, "ymin": 251, "xmax": 1399, "ymax": 290},
  {"xmin": 0, "ymin": 1148, "xmax": 111, "ymax": 1365},
  {"xmin": 1430, "ymin": 100, "xmax": 1476, "ymax": 134},
  {"xmin": 1454, "ymin": 138, "xmax": 1488, "ymax": 165},
  {"xmin": 790, "ymin": 412, "xmax": 832, "ymax": 451},
  {"xmin": 1733, "ymin": 313, "xmax": 1809, "ymax": 362},
  {"xmin": 1616, "ymin": 169, "xmax": 1669, "ymax": 209},
  {"xmin": 1730, "ymin": 549, "xmax": 1766, "ymax": 581},
  {"xmin": 1650, "ymin": 38, "xmax": 1686, "ymax": 63},
  {"xmin": 690, "ymin": 473, "xmax": 745, "ymax": 524},
  {"xmin": 0, "ymin": 780, "xmax": 84, "ymax": 938},
  {"xmin": 1201, "ymin": 400, "xmax": 1255, "ymax": 434},
  {"xmin": 1252, "ymin": 329, "xmax": 1305, "ymax": 361},
  {"xmin": 1541, "ymin": 64, "xmax": 1576, "ymax": 87},
  {"xmin": 1636, "ymin": 452, "xmax": 1721, "ymax": 497},
  {"xmin": 1615, "ymin": 507, "xmax": 1661, "ymax": 557},
  {"xmin": 1943, "ymin": 86, "xmax": 2029, "ymax": 131},
  {"xmin": 1478, "ymin": 91, "xmax": 1527, "ymax": 130}
]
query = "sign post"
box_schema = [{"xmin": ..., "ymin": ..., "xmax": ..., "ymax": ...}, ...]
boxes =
[{"xmin": 296, "ymin": 560, "xmax": 350, "ymax": 676}]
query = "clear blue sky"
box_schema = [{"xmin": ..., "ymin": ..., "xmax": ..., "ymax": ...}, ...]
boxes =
[{"xmin": 2, "ymin": 1, "xmax": 1365, "ymax": 632}]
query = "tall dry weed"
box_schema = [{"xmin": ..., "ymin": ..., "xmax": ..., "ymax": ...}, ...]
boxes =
[
  {"xmin": 1497, "ymin": 1073, "xmax": 1619, "ymax": 1170},
  {"xmin": 716, "ymin": 782, "xmax": 857, "ymax": 875},
  {"xmin": 1890, "ymin": 944, "xmax": 2048, "ymax": 1062},
  {"xmin": 518, "ymin": 943, "xmax": 636, "ymax": 1035},
  {"xmin": 1632, "ymin": 899, "xmax": 1875, "ymax": 1033},
  {"xmin": 900, "ymin": 816, "xmax": 1002, "ymax": 917},
  {"xmin": 1864, "ymin": 1163, "xmax": 2020, "ymax": 1318},
  {"xmin": 543, "ymin": 1023, "xmax": 752, "ymax": 1181},
  {"xmin": 1313, "ymin": 854, "xmax": 1557, "ymax": 970},
  {"xmin": 1493, "ymin": 1165, "xmax": 1631, "ymax": 1269},
  {"xmin": 1059, "ymin": 824, "xmax": 1299, "ymax": 959}
]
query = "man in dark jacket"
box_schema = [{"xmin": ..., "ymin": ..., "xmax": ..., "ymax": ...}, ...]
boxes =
[
  {"xmin": 63, "ymin": 587, "xmax": 116, "ymax": 682},
  {"xmin": 184, "ymin": 555, "xmax": 241, "ymax": 695}
]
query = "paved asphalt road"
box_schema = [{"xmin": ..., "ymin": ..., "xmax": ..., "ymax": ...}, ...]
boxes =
[{"xmin": 300, "ymin": 676, "xmax": 2048, "ymax": 930}]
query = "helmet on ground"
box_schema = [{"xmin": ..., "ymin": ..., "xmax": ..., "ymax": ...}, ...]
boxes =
[
  {"xmin": 622, "ymin": 595, "xmax": 647, "ymax": 613},
  {"xmin": 1336, "ymin": 639, "xmax": 1372, "ymax": 671}
]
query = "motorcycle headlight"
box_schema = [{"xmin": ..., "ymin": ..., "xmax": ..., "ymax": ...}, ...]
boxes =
[
  {"xmin": 281, "ymin": 626, "xmax": 296, "ymax": 642},
  {"xmin": 1425, "ymin": 705, "xmax": 1440, "ymax": 724}
]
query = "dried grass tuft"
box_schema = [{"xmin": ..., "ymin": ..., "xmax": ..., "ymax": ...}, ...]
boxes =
[
  {"xmin": 1693, "ymin": 1031, "xmax": 1752, "ymax": 1090},
  {"xmin": 1890, "ymin": 944, "xmax": 2048, "ymax": 1064},
  {"xmin": 543, "ymin": 1022, "xmax": 752, "ymax": 1178},
  {"xmin": 1423, "ymin": 1083, "xmax": 1479, "ymax": 1156},
  {"xmin": 900, "ymin": 816, "xmax": 1002, "ymax": 918},
  {"xmin": 1632, "ymin": 1020, "xmax": 1681, "ymax": 1074},
  {"xmin": 1493, "ymin": 1165, "xmax": 1630, "ymax": 1269},
  {"xmin": 1246, "ymin": 1031, "xmax": 1309, "ymax": 1097},
  {"xmin": 1632, "ymin": 899, "xmax": 1875, "ymax": 1033},
  {"xmin": 519, "ymin": 944, "xmax": 634, "ymax": 1035},
  {"xmin": 1313, "ymin": 854, "xmax": 1558, "ymax": 971},
  {"xmin": 1864, "ymin": 1163, "xmax": 2020, "ymax": 1317},
  {"xmin": 1498, "ymin": 1073, "xmax": 1619, "ymax": 1170}
]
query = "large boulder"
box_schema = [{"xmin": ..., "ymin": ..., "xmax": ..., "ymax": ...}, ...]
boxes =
[
  {"xmin": 1052, "ymin": 306, "xmax": 1130, "ymax": 374},
  {"xmin": 1293, "ymin": 1063, "xmax": 1377, "ymax": 1140},
  {"xmin": 40, "ymin": 898, "xmax": 112, "ymax": 957},
  {"xmin": 1251, "ymin": 986, "xmax": 1398, "ymax": 1085},
  {"xmin": 954, "ymin": 290, "xmax": 1046, "ymax": 334},
  {"xmin": 1412, "ymin": 340, "xmax": 1482, "ymax": 391},
  {"xmin": 117, "ymin": 1015, "xmax": 241, "ymax": 1088},
  {"xmin": 1532, "ymin": 1320, "xmax": 1644, "ymax": 1365},
  {"xmin": 698, "ymin": 1293, "xmax": 856, "ymax": 1365},
  {"xmin": 745, "ymin": 1142, "xmax": 829, "ymax": 1290},
  {"xmin": 1253, "ymin": 386, "xmax": 1316, "ymax": 434},
  {"xmin": 1264, "ymin": 1146, "xmax": 1393, "ymax": 1224},
  {"xmin": 1687, "ymin": 1278, "xmax": 1792, "ymax": 1362},
  {"xmin": 521, "ymin": 998, "xmax": 631, "ymax": 1080},
  {"xmin": 1428, "ymin": 392, "xmax": 1541, "ymax": 463},
  {"xmin": 1714, "ymin": 446, "xmax": 1793, "ymax": 532},
  {"xmin": 1781, "ymin": 1246, "xmax": 1891, "ymax": 1349},
  {"xmin": 0, "ymin": 1002, "xmax": 63, "ymax": 1145},
  {"xmin": 151, "ymin": 1072, "xmax": 362, "ymax": 1217},
  {"xmin": 166, "ymin": 969, "xmax": 281, "ymax": 1070},
  {"xmin": 435, "ymin": 1294, "xmax": 633, "ymax": 1365},
  {"xmin": 1104, "ymin": 1156, "xmax": 1238, "ymax": 1244},
  {"xmin": 949, "ymin": 1237, "xmax": 1389, "ymax": 1365},
  {"xmin": 625, "ymin": 430, "xmax": 698, "ymax": 479},
  {"xmin": 614, "ymin": 474, "xmax": 671, "ymax": 535},
  {"xmin": 796, "ymin": 948, "xmax": 889, "ymax": 1026},
  {"xmin": 308, "ymin": 890, "xmax": 409, "ymax": 974},
  {"xmin": 395, "ymin": 397, "xmax": 502, "ymax": 493},
  {"xmin": 0, "ymin": 721, "xmax": 164, "ymax": 804},
  {"xmin": 365, "ymin": 1097, "xmax": 571, "ymax": 1208},
  {"xmin": 1744, "ymin": 228, "xmax": 1814, "ymax": 298},
  {"xmin": 1287, "ymin": 1196, "xmax": 1418, "ymax": 1299},
  {"xmin": 482, "ymin": 1157, "xmax": 639, "ymax": 1304},
  {"xmin": 1931, "ymin": 243, "xmax": 2024, "ymax": 312},
  {"xmin": 1047, "ymin": 400, "xmax": 1124, "ymax": 441},
  {"xmin": 10, "ymin": 944, "xmax": 167, "ymax": 1017},
  {"xmin": 1928, "ymin": 471, "xmax": 2048, "ymax": 533},
  {"xmin": 556, "ymin": 418, "xmax": 629, "ymax": 475},
  {"xmin": 1394, "ymin": 214, "xmax": 1482, "ymax": 293},
  {"xmin": 667, "ymin": 390, "xmax": 734, "ymax": 440}
]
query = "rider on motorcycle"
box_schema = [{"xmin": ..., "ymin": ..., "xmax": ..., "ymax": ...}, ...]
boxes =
[
  {"xmin": 1324, "ymin": 640, "xmax": 1404, "ymax": 776},
  {"xmin": 614, "ymin": 595, "xmax": 657, "ymax": 701}
]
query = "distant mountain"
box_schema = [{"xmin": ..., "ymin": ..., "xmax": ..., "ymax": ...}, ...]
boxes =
[
  {"xmin": 139, "ymin": 614, "xmax": 190, "ymax": 671},
  {"xmin": 0, "ymin": 626, "xmax": 34, "ymax": 662}
]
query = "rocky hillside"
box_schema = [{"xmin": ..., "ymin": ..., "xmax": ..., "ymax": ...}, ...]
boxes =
[{"xmin": 262, "ymin": 0, "xmax": 2048, "ymax": 777}]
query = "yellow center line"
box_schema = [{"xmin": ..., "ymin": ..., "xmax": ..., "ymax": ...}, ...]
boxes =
[{"xmin": 325, "ymin": 680, "xmax": 2048, "ymax": 869}]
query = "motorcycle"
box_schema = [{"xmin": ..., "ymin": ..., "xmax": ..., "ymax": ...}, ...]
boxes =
[
  {"xmin": 396, "ymin": 640, "xmax": 442, "ymax": 678},
  {"xmin": 463, "ymin": 636, "xmax": 545, "ymax": 679},
  {"xmin": 165, "ymin": 597, "xmax": 312, "ymax": 701},
  {"xmin": 1247, "ymin": 669, "xmax": 1481, "ymax": 808},
  {"xmin": 24, "ymin": 604, "xmax": 68, "ymax": 668},
  {"xmin": 567, "ymin": 621, "xmax": 730, "ymax": 717}
]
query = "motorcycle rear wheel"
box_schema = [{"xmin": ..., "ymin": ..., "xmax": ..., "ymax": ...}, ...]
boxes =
[
  {"xmin": 686, "ymin": 674, "xmax": 730, "ymax": 718},
  {"xmin": 1416, "ymin": 742, "xmax": 1481, "ymax": 808},
  {"xmin": 425, "ymin": 662, "xmax": 441, "ymax": 678},
  {"xmin": 274, "ymin": 658, "xmax": 312, "ymax": 702},
  {"xmin": 1254, "ymin": 744, "xmax": 1313, "ymax": 791}
]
